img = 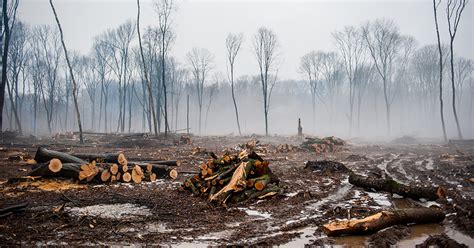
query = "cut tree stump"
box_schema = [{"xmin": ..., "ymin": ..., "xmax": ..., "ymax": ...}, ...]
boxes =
[
  {"xmin": 322, "ymin": 207, "xmax": 445, "ymax": 236},
  {"xmin": 34, "ymin": 147, "xmax": 86, "ymax": 164},
  {"xmin": 349, "ymin": 173, "xmax": 446, "ymax": 200}
]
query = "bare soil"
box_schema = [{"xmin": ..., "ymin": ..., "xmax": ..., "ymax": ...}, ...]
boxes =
[{"xmin": 0, "ymin": 134, "xmax": 473, "ymax": 246}]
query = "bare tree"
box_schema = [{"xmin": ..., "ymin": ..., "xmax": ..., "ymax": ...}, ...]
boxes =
[
  {"xmin": 137, "ymin": 0, "xmax": 158, "ymax": 135},
  {"xmin": 153, "ymin": 0, "xmax": 175, "ymax": 136},
  {"xmin": 299, "ymin": 51, "xmax": 324, "ymax": 131},
  {"xmin": 433, "ymin": 0, "xmax": 448, "ymax": 142},
  {"xmin": 0, "ymin": 0, "xmax": 19, "ymax": 133},
  {"xmin": 454, "ymin": 57, "xmax": 472, "ymax": 109},
  {"xmin": 362, "ymin": 19, "xmax": 402, "ymax": 135},
  {"xmin": 6, "ymin": 21, "xmax": 27, "ymax": 133},
  {"xmin": 253, "ymin": 27, "xmax": 279, "ymax": 136},
  {"xmin": 333, "ymin": 26, "xmax": 366, "ymax": 135},
  {"xmin": 49, "ymin": 0, "xmax": 83, "ymax": 143},
  {"xmin": 186, "ymin": 47, "xmax": 213, "ymax": 134},
  {"xmin": 446, "ymin": 0, "xmax": 468, "ymax": 139},
  {"xmin": 225, "ymin": 32, "xmax": 244, "ymax": 135},
  {"xmin": 205, "ymin": 73, "xmax": 220, "ymax": 131}
]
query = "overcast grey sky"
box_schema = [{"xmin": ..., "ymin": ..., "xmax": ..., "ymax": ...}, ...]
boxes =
[{"xmin": 18, "ymin": 0, "xmax": 473, "ymax": 80}]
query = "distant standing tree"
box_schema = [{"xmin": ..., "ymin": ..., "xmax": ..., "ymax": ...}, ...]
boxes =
[
  {"xmin": 299, "ymin": 51, "xmax": 322, "ymax": 131},
  {"xmin": 153, "ymin": 0, "xmax": 175, "ymax": 136},
  {"xmin": 333, "ymin": 26, "xmax": 365, "ymax": 136},
  {"xmin": 49, "ymin": 0, "xmax": 83, "ymax": 143},
  {"xmin": 137, "ymin": 0, "xmax": 158, "ymax": 135},
  {"xmin": 253, "ymin": 27, "xmax": 279, "ymax": 136},
  {"xmin": 433, "ymin": 0, "xmax": 448, "ymax": 142},
  {"xmin": 0, "ymin": 0, "xmax": 19, "ymax": 133},
  {"xmin": 225, "ymin": 32, "xmax": 244, "ymax": 135},
  {"xmin": 362, "ymin": 19, "xmax": 402, "ymax": 135},
  {"xmin": 446, "ymin": 0, "xmax": 468, "ymax": 139},
  {"xmin": 187, "ymin": 47, "xmax": 213, "ymax": 134}
]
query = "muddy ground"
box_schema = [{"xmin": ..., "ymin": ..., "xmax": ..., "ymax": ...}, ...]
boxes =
[{"xmin": 0, "ymin": 134, "xmax": 473, "ymax": 247}]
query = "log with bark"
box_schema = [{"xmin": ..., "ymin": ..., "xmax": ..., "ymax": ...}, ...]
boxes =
[
  {"xmin": 29, "ymin": 159, "xmax": 82, "ymax": 179},
  {"xmin": 322, "ymin": 207, "xmax": 445, "ymax": 236},
  {"xmin": 349, "ymin": 173, "xmax": 446, "ymax": 201},
  {"xmin": 0, "ymin": 203, "xmax": 28, "ymax": 218},
  {"xmin": 34, "ymin": 147, "xmax": 86, "ymax": 164},
  {"xmin": 182, "ymin": 150, "xmax": 282, "ymax": 206},
  {"xmin": 72, "ymin": 152, "xmax": 127, "ymax": 165}
]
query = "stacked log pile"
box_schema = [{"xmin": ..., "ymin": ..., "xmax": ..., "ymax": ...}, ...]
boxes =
[
  {"xmin": 27, "ymin": 147, "xmax": 178, "ymax": 184},
  {"xmin": 182, "ymin": 150, "xmax": 283, "ymax": 207},
  {"xmin": 301, "ymin": 136, "xmax": 345, "ymax": 153}
]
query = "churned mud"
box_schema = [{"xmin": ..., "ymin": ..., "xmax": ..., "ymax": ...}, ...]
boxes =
[{"xmin": 0, "ymin": 134, "xmax": 473, "ymax": 246}]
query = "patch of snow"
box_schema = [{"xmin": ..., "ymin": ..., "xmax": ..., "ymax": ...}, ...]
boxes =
[
  {"xmin": 238, "ymin": 207, "xmax": 272, "ymax": 219},
  {"xmin": 366, "ymin": 192, "xmax": 392, "ymax": 207},
  {"xmin": 66, "ymin": 203, "xmax": 152, "ymax": 220}
]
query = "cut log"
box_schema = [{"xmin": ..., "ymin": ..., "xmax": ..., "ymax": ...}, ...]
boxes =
[
  {"xmin": 48, "ymin": 158, "xmax": 62, "ymax": 173},
  {"xmin": 230, "ymin": 184, "xmax": 283, "ymax": 204},
  {"xmin": 122, "ymin": 172, "xmax": 132, "ymax": 182},
  {"xmin": 73, "ymin": 152, "xmax": 126, "ymax": 164},
  {"xmin": 117, "ymin": 153, "xmax": 127, "ymax": 166},
  {"xmin": 101, "ymin": 170, "xmax": 111, "ymax": 182},
  {"xmin": 322, "ymin": 207, "xmax": 445, "ymax": 236},
  {"xmin": 110, "ymin": 164, "xmax": 119, "ymax": 175},
  {"xmin": 34, "ymin": 147, "xmax": 86, "ymax": 164},
  {"xmin": 29, "ymin": 160, "xmax": 82, "ymax": 179},
  {"xmin": 254, "ymin": 174, "xmax": 271, "ymax": 191},
  {"xmin": 135, "ymin": 163, "xmax": 178, "ymax": 179},
  {"xmin": 209, "ymin": 161, "xmax": 253, "ymax": 204},
  {"xmin": 349, "ymin": 173, "xmax": 446, "ymax": 200},
  {"xmin": 149, "ymin": 173, "xmax": 157, "ymax": 182},
  {"xmin": 131, "ymin": 165, "xmax": 144, "ymax": 183}
]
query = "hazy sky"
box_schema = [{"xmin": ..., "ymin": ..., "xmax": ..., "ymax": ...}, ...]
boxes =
[{"xmin": 18, "ymin": 0, "xmax": 473, "ymax": 80}]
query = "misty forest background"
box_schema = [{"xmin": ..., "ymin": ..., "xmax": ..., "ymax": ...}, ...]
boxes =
[{"xmin": 1, "ymin": 0, "xmax": 473, "ymax": 140}]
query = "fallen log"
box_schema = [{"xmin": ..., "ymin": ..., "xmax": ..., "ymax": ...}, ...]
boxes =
[
  {"xmin": 0, "ymin": 203, "xmax": 28, "ymax": 218},
  {"xmin": 34, "ymin": 147, "xmax": 86, "ymax": 164},
  {"xmin": 73, "ymin": 152, "xmax": 127, "ymax": 165},
  {"xmin": 135, "ymin": 163, "xmax": 178, "ymax": 179},
  {"xmin": 349, "ymin": 173, "xmax": 446, "ymax": 200},
  {"xmin": 29, "ymin": 159, "xmax": 82, "ymax": 179},
  {"xmin": 322, "ymin": 207, "xmax": 445, "ymax": 236}
]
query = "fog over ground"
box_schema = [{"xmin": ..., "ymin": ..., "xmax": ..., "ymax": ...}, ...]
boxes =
[{"xmin": 7, "ymin": 0, "xmax": 474, "ymax": 140}]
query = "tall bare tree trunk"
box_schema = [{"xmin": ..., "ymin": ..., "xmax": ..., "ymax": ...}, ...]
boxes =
[
  {"xmin": 137, "ymin": 0, "xmax": 158, "ymax": 135},
  {"xmin": 49, "ymin": 0, "xmax": 83, "ymax": 143},
  {"xmin": 449, "ymin": 41, "xmax": 463, "ymax": 139},
  {"xmin": 0, "ymin": 0, "xmax": 11, "ymax": 133},
  {"xmin": 433, "ymin": 0, "xmax": 447, "ymax": 142}
]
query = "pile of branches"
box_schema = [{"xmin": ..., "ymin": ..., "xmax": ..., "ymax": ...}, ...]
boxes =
[
  {"xmin": 301, "ymin": 136, "xmax": 345, "ymax": 153},
  {"xmin": 24, "ymin": 147, "xmax": 178, "ymax": 184},
  {"xmin": 182, "ymin": 150, "xmax": 282, "ymax": 207}
]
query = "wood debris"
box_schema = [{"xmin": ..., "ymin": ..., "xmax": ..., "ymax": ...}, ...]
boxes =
[
  {"xmin": 24, "ymin": 147, "xmax": 178, "ymax": 184},
  {"xmin": 301, "ymin": 136, "xmax": 345, "ymax": 153},
  {"xmin": 182, "ymin": 150, "xmax": 282, "ymax": 207}
]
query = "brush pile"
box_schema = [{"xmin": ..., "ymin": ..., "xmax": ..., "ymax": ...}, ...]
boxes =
[
  {"xmin": 301, "ymin": 136, "xmax": 345, "ymax": 153},
  {"xmin": 182, "ymin": 150, "xmax": 283, "ymax": 207},
  {"xmin": 25, "ymin": 147, "xmax": 178, "ymax": 184}
]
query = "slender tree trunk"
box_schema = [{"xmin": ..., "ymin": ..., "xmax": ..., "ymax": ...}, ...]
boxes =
[
  {"xmin": 0, "ymin": 0, "xmax": 11, "ymax": 133},
  {"xmin": 136, "ymin": 0, "xmax": 158, "ymax": 135},
  {"xmin": 186, "ymin": 94, "xmax": 189, "ymax": 135},
  {"xmin": 230, "ymin": 67, "xmax": 242, "ymax": 135},
  {"xmin": 449, "ymin": 40, "xmax": 463, "ymax": 139},
  {"xmin": 161, "ymin": 46, "xmax": 169, "ymax": 136},
  {"xmin": 433, "ymin": 0, "xmax": 447, "ymax": 142},
  {"xmin": 6, "ymin": 79, "xmax": 22, "ymax": 133},
  {"xmin": 50, "ymin": 0, "xmax": 83, "ymax": 143},
  {"xmin": 382, "ymin": 78, "xmax": 391, "ymax": 135}
]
